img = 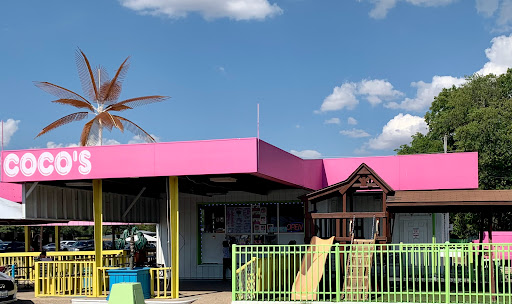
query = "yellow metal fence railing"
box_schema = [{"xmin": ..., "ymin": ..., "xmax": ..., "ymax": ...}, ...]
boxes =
[
  {"xmin": 150, "ymin": 267, "xmax": 173, "ymax": 298},
  {"xmin": 35, "ymin": 261, "xmax": 96, "ymax": 297},
  {"xmin": 2, "ymin": 251, "xmax": 173, "ymax": 298},
  {"xmin": 0, "ymin": 250, "xmax": 128, "ymax": 283}
]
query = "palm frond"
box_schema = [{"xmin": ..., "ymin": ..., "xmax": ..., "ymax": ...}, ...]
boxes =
[
  {"xmin": 52, "ymin": 99, "xmax": 95, "ymax": 111},
  {"xmin": 75, "ymin": 48, "xmax": 99, "ymax": 101},
  {"xmin": 36, "ymin": 112, "xmax": 89, "ymax": 138},
  {"xmin": 114, "ymin": 115, "xmax": 155, "ymax": 143},
  {"xmin": 95, "ymin": 112, "xmax": 117, "ymax": 131},
  {"xmin": 34, "ymin": 82, "xmax": 91, "ymax": 104},
  {"xmin": 107, "ymin": 95, "xmax": 169, "ymax": 111},
  {"xmin": 100, "ymin": 57, "xmax": 130, "ymax": 104},
  {"xmin": 80, "ymin": 117, "xmax": 99, "ymax": 146}
]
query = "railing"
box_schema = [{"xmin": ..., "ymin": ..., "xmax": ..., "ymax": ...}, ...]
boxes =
[
  {"xmin": 232, "ymin": 243, "xmax": 512, "ymax": 303},
  {"xmin": 35, "ymin": 261, "xmax": 173, "ymax": 298},
  {"xmin": 150, "ymin": 267, "xmax": 173, "ymax": 298},
  {"xmin": 0, "ymin": 252, "xmax": 40, "ymax": 282},
  {"xmin": 34, "ymin": 261, "xmax": 96, "ymax": 297},
  {"xmin": 0, "ymin": 250, "xmax": 128, "ymax": 283}
]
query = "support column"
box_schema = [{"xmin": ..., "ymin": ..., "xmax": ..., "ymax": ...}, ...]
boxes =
[
  {"xmin": 169, "ymin": 177, "xmax": 179, "ymax": 299},
  {"xmin": 93, "ymin": 179, "xmax": 103, "ymax": 297},
  {"xmin": 55, "ymin": 226, "xmax": 60, "ymax": 252},
  {"xmin": 24, "ymin": 226, "xmax": 30, "ymax": 252},
  {"xmin": 432, "ymin": 213, "xmax": 436, "ymax": 243}
]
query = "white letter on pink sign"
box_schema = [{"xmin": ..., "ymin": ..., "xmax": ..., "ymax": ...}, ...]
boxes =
[
  {"xmin": 3, "ymin": 153, "xmax": 19, "ymax": 177},
  {"xmin": 78, "ymin": 150, "xmax": 92, "ymax": 175},
  {"xmin": 55, "ymin": 151, "xmax": 72, "ymax": 175},
  {"xmin": 20, "ymin": 153, "xmax": 37, "ymax": 176},
  {"xmin": 38, "ymin": 152, "xmax": 54, "ymax": 176}
]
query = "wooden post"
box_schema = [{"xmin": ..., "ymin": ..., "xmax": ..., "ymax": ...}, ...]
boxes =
[
  {"xmin": 93, "ymin": 179, "xmax": 103, "ymax": 297},
  {"xmin": 342, "ymin": 193, "xmax": 347, "ymax": 240},
  {"xmin": 39, "ymin": 227, "xmax": 43, "ymax": 252},
  {"xmin": 55, "ymin": 226, "xmax": 59, "ymax": 252},
  {"xmin": 169, "ymin": 177, "xmax": 179, "ymax": 299},
  {"xmin": 304, "ymin": 198, "xmax": 311, "ymax": 241},
  {"xmin": 24, "ymin": 226, "xmax": 30, "ymax": 252}
]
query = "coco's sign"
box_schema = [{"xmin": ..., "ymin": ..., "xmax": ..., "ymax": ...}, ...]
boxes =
[{"xmin": 3, "ymin": 150, "xmax": 92, "ymax": 178}]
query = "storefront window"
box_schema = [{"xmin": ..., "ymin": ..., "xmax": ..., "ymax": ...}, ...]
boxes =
[
  {"xmin": 198, "ymin": 201, "xmax": 303, "ymax": 264},
  {"xmin": 279, "ymin": 203, "xmax": 304, "ymax": 233}
]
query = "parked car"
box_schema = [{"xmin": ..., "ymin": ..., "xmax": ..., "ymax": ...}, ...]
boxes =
[
  {"xmin": 67, "ymin": 240, "xmax": 94, "ymax": 251},
  {"xmin": 60, "ymin": 240, "xmax": 76, "ymax": 251},
  {"xmin": 0, "ymin": 271, "xmax": 16, "ymax": 303},
  {"xmin": 42, "ymin": 243, "xmax": 56, "ymax": 251},
  {"xmin": 0, "ymin": 242, "xmax": 26, "ymax": 253},
  {"xmin": 103, "ymin": 241, "xmax": 113, "ymax": 250}
]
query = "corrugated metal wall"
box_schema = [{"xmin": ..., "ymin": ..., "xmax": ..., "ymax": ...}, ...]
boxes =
[{"xmin": 24, "ymin": 184, "xmax": 162, "ymax": 223}]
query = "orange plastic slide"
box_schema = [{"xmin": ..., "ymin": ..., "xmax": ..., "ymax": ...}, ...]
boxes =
[{"xmin": 291, "ymin": 236, "xmax": 334, "ymax": 301}]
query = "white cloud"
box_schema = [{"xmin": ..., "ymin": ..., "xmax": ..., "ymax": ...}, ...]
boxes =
[
  {"xmin": 290, "ymin": 149, "xmax": 322, "ymax": 159},
  {"xmin": 476, "ymin": 0, "xmax": 500, "ymax": 17},
  {"xmin": 347, "ymin": 117, "xmax": 358, "ymax": 125},
  {"xmin": 385, "ymin": 76, "xmax": 465, "ymax": 112},
  {"xmin": 103, "ymin": 139, "xmax": 121, "ymax": 145},
  {"xmin": 364, "ymin": 0, "xmax": 455, "ymax": 19},
  {"xmin": 364, "ymin": 113, "xmax": 428, "ymax": 150},
  {"xmin": 295, "ymin": 124, "xmax": 301, "ymax": 128},
  {"xmin": 358, "ymin": 79, "xmax": 403, "ymax": 106},
  {"xmin": 340, "ymin": 128, "xmax": 371, "ymax": 138},
  {"xmin": 324, "ymin": 118, "xmax": 341, "ymax": 125},
  {"xmin": 46, "ymin": 142, "xmax": 79, "ymax": 148},
  {"xmin": 128, "ymin": 134, "xmax": 160, "ymax": 144},
  {"xmin": 318, "ymin": 79, "xmax": 402, "ymax": 112},
  {"xmin": 369, "ymin": 0, "xmax": 398, "ymax": 19},
  {"xmin": 477, "ymin": 34, "xmax": 512, "ymax": 75},
  {"xmin": 0, "ymin": 119, "xmax": 20, "ymax": 147},
  {"xmin": 319, "ymin": 83, "xmax": 358, "ymax": 112},
  {"xmin": 119, "ymin": 0, "xmax": 283, "ymax": 21}
]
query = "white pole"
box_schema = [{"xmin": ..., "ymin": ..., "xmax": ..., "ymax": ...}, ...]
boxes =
[
  {"xmin": 257, "ymin": 104, "xmax": 260, "ymax": 139},
  {"xmin": 98, "ymin": 68, "xmax": 102, "ymax": 146}
]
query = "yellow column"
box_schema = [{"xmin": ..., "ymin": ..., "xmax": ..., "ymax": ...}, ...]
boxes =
[
  {"xmin": 93, "ymin": 179, "xmax": 103, "ymax": 297},
  {"xmin": 54, "ymin": 226, "xmax": 60, "ymax": 252},
  {"xmin": 24, "ymin": 226, "xmax": 30, "ymax": 252},
  {"xmin": 169, "ymin": 177, "xmax": 179, "ymax": 298}
]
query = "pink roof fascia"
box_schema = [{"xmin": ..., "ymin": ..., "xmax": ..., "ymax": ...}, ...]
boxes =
[
  {"xmin": 34, "ymin": 221, "xmax": 145, "ymax": 227},
  {"xmin": 0, "ymin": 182, "xmax": 22, "ymax": 203},
  {"xmin": 1, "ymin": 138, "xmax": 258, "ymax": 183},
  {"xmin": 322, "ymin": 152, "xmax": 479, "ymax": 191},
  {"xmin": 0, "ymin": 137, "xmax": 478, "ymax": 192},
  {"xmin": 257, "ymin": 141, "xmax": 324, "ymax": 190}
]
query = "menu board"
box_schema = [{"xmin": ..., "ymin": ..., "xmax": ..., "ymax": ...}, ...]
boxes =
[{"xmin": 226, "ymin": 206, "xmax": 251, "ymax": 233}]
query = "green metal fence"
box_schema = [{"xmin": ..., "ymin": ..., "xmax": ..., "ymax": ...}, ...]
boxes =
[{"xmin": 232, "ymin": 243, "xmax": 512, "ymax": 303}]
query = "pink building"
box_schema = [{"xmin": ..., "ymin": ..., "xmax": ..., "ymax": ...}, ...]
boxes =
[{"xmin": 0, "ymin": 137, "xmax": 487, "ymax": 279}]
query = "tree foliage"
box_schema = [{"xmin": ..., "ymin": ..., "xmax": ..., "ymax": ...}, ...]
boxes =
[{"xmin": 396, "ymin": 69, "xmax": 512, "ymax": 238}]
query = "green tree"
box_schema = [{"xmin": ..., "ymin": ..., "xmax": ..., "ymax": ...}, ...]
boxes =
[{"xmin": 396, "ymin": 69, "xmax": 512, "ymax": 238}]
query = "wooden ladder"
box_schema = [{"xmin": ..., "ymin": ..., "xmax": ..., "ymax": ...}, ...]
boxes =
[{"xmin": 342, "ymin": 218, "xmax": 379, "ymax": 301}]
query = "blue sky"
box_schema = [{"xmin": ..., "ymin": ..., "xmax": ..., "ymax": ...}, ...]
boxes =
[{"xmin": 1, "ymin": 0, "xmax": 512, "ymax": 158}]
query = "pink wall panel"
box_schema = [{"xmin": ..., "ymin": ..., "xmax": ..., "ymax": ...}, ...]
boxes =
[
  {"xmin": 257, "ymin": 141, "xmax": 324, "ymax": 190},
  {"xmin": 0, "ymin": 182, "xmax": 22, "ymax": 203},
  {"xmin": 322, "ymin": 152, "xmax": 478, "ymax": 190}
]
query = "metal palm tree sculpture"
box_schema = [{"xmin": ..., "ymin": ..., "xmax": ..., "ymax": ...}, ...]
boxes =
[{"xmin": 35, "ymin": 49, "xmax": 169, "ymax": 146}]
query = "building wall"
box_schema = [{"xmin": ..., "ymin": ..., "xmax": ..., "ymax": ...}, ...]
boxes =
[
  {"xmin": 24, "ymin": 184, "xmax": 162, "ymax": 223},
  {"xmin": 392, "ymin": 213, "xmax": 449, "ymax": 244},
  {"xmin": 157, "ymin": 188, "xmax": 308, "ymax": 280}
]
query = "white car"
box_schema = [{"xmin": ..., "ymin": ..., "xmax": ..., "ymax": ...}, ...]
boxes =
[{"xmin": 60, "ymin": 240, "xmax": 76, "ymax": 250}]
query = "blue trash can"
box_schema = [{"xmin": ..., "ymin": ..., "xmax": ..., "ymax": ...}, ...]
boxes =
[{"xmin": 107, "ymin": 268, "xmax": 151, "ymax": 299}]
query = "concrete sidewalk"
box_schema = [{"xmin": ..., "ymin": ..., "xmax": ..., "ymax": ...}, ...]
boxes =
[{"xmin": 16, "ymin": 281, "xmax": 232, "ymax": 304}]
